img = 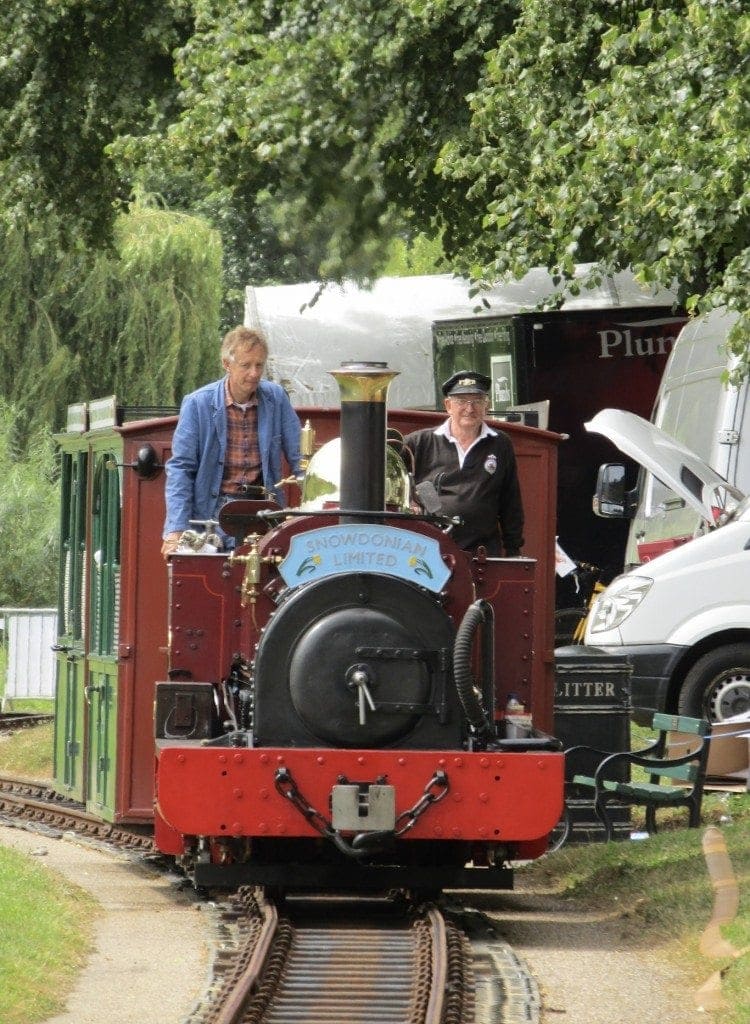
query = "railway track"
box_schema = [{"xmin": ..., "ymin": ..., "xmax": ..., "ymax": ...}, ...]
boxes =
[
  {"xmin": 0, "ymin": 772, "xmax": 154, "ymax": 851},
  {"xmin": 201, "ymin": 887, "xmax": 466, "ymax": 1024},
  {"xmin": 0, "ymin": 772, "xmax": 540, "ymax": 1023},
  {"xmin": 0, "ymin": 712, "xmax": 54, "ymax": 731}
]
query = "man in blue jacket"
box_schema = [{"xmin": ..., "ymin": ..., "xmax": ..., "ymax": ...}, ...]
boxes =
[{"xmin": 161, "ymin": 325, "xmax": 301, "ymax": 558}]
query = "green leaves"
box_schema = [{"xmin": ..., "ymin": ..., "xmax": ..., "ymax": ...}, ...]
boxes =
[
  {"xmin": 0, "ymin": 402, "xmax": 58, "ymax": 606},
  {"xmin": 435, "ymin": 0, "xmax": 750, "ymax": 325},
  {"xmin": 0, "ymin": 203, "xmax": 221, "ymax": 436},
  {"xmin": 125, "ymin": 0, "xmax": 518, "ymax": 284},
  {"xmin": 3, "ymin": 0, "xmax": 750, "ymax": 380},
  {"xmin": 0, "ymin": 0, "xmax": 192, "ymax": 245}
]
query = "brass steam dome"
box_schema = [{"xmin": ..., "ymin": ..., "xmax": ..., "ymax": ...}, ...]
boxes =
[{"xmin": 300, "ymin": 438, "xmax": 411, "ymax": 512}]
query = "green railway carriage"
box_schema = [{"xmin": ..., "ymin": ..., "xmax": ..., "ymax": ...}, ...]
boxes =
[{"xmin": 53, "ymin": 398, "xmax": 176, "ymax": 822}]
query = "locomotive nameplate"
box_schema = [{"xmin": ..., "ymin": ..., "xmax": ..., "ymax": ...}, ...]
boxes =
[{"xmin": 279, "ymin": 524, "xmax": 451, "ymax": 593}]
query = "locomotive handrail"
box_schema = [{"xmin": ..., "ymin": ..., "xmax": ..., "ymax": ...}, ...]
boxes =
[
  {"xmin": 254, "ymin": 506, "xmax": 463, "ymax": 527},
  {"xmin": 491, "ymin": 736, "xmax": 563, "ymax": 751}
]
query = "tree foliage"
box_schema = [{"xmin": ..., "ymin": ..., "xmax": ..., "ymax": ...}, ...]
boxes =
[
  {"xmin": 113, "ymin": 0, "xmax": 750, "ymax": 362},
  {"xmin": 3, "ymin": 0, "xmax": 750, "ymax": 363},
  {"xmin": 0, "ymin": 402, "xmax": 58, "ymax": 606},
  {"xmin": 0, "ymin": 0, "xmax": 191, "ymax": 245},
  {"xmin": 113, "ymin": 0, "xmax": 517, "ymax": 283},
  {"xmin": 438, "ymin": 2, "xmax": 750, "ymax": 343},
  {"xmin": 0, "ymin": 205, "xmax": 221, "ymax": 437}
]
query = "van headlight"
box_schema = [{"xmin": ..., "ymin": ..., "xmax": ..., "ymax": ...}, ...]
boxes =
[{"xmin": 588, "ymin": 576, "xmax": 653, "ymax": 634}]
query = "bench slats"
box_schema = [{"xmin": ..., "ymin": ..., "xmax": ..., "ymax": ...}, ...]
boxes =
[
  {"xmin": 651, "ymin": 712, "xmax": 710, "ymax": 737},
  {"xmin": 573, "ymin": 774, "xmax": 694, "ymax": 801}
]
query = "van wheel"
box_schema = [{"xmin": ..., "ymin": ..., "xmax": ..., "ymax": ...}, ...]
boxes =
[{"xmin": 678, "ymin": 644, "xmax": 750, "ymax": 722}]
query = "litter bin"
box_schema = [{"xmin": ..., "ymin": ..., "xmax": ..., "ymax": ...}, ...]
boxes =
[{"xmin": 554, "ymin": 645, "xmax": 633, "ymax": 842}]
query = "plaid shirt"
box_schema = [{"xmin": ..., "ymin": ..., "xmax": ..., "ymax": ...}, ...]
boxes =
[{"xmin": 221, "ymin": 379, "xmax": 262, "ymax": 493}]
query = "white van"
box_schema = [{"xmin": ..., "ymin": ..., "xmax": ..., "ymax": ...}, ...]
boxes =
[
  {"xmin": 591, "ymin": 307, "xmax": 750, "ymax": 568},
  {"xmin": 577, "ymin": 409, "xmax": 750, "ymax": 723}
]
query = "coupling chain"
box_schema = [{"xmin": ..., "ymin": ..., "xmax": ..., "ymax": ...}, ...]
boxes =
[
  {"xmin": 394, "ymin": 769, "xmax": 449, "ymax": 835},
  {"xmin": 274, "ymin": 767, "xmax": 336, "ymax": 839},
  {"xmin": 274, "ymin": 766, "xmax": 450, "ymax": 840}
]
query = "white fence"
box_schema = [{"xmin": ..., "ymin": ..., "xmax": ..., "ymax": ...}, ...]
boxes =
[{"xmin": 1, "ymin": 608, "xmax": 57, "ymax": 710}]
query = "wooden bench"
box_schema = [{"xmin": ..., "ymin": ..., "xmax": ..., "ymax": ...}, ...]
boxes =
[{"xmin": 567, "ymin": 712, "xmax": 712, "ymax": 841}]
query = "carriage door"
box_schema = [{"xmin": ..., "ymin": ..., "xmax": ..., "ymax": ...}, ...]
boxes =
[
  {"xmin": 53, "ymin": 436, "xmax": 88, "ymax": 800},
  {"xmin": 85, "ymin": 445, "xmax": 121, "ymax": 817}
]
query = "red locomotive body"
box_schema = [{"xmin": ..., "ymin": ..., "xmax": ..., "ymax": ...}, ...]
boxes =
[{"xmin": 151, "ymin": 363, "xmax": 564, "ymax": 891}]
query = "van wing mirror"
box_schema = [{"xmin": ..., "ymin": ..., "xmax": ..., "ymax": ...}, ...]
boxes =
[{"xmin": 593, "ymin": 463, "xmax": 635, "ymax": 519}]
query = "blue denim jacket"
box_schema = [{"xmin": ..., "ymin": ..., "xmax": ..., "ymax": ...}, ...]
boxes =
[{"xmin": 163, "ymin": 376, "xmax": 301, "ymax": 537}]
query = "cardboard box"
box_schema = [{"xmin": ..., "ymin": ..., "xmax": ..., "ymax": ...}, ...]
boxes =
[{"xmin": 668, "ymin": 716, "xmax": 750, "ymax": 779}]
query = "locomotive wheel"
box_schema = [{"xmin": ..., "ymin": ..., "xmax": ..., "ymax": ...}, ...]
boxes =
[{"xmin": 253, "ymin": 572, "xmax": 458, "ymax": 748}]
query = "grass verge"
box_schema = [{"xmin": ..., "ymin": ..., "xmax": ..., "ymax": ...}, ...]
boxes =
[
  {"xmin": 0, "ymin": 725, "xmax": 94, "ymax": 1022},
  {"xmin": 0, "ymin": 721, "xmax": 53, "ymax": 778},
  {"xmin": 523, "ymin": 791, "xmax": 750, "ymax": 1023},
  {"xmin": 0, "ymin": 845, "xmax": 97, "ymax": 1024}
]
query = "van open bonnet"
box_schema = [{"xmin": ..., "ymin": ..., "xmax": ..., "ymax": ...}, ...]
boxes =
[{"xmin": 585, "ymin": 408, "xmax": 745, "ymax": 526}]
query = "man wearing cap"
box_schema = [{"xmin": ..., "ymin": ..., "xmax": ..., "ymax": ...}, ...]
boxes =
[{"xmin": 403, "ymin": 370, "xmax": 524, "ymax": 556}]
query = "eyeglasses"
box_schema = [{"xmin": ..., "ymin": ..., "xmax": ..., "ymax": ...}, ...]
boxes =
[{"xmin": 449, "ymin": 396, "xmax": 487, "ymax": 407}]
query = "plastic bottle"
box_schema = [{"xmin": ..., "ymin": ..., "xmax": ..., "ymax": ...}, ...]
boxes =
[
  {"xmin": 506, "ymin": 693, "xmax": 524, "ymax": 716},
  {"xmin": 505, "ymin": 693, "xmax": 532, "ymax": 736}
]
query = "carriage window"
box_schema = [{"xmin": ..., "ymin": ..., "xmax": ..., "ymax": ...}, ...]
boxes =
[
  {"xmin": 90, "ymin": 452, "xmax": 121, "ymax": 656},
  {"xmin": 58, "ymin": 450, "xmax": 87, "ymax": 641}
]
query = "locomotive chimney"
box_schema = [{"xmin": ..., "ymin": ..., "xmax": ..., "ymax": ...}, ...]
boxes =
[{"xmin": 329, "ymin": 361, "xmax": 399, "ymax": 522}]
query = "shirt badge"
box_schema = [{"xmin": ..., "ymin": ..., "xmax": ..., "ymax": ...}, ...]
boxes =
[{"xmin": 484, "ymin": 454, "xmax": 497, "ymax": 475}]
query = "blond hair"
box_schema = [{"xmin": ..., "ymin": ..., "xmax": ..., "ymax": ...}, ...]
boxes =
[{"xmin": 220, "ymin": 326, "xmax": 269, "ymax": 361}]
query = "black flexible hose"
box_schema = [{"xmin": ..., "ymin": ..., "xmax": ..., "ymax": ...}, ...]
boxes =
[{"xmin": 453, "ymin": 600, "xmax": 494, "ymax": 738}]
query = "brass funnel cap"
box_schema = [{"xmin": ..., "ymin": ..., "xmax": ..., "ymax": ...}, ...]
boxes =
[{"xmin": 329, "ymin": 361, "xmax": 399, "ymax": 403}]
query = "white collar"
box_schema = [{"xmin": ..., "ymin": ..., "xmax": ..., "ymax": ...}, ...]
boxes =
[{"xmin": 433, "ymin": 419, "xmax": 497, "ymax": 441}]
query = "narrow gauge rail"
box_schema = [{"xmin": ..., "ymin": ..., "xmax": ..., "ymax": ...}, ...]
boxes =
[
  {"xmin": 0, "ymin": 771, "xmax": 154, "ymax": 851},
  {"xmin": 195, "ymin": 887, "xmax": 471, "ymax": 1024},
  {"xmin": 0, "ymin": 712, "xmax": 54, "ymax": 731}
]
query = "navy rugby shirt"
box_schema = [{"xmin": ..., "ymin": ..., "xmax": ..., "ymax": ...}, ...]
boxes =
[{"xmin": 403, "ymin": 424, "xmax": 524, "ymax": 556}]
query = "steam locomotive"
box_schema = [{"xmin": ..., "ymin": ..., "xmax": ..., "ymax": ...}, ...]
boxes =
[{"xmin": 53, "ymin": 363, "xmax": 564, "ymax": 892}]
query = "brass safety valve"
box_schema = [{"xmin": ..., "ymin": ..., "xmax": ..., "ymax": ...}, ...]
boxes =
[{"xmin": 228, "ymin": 534, "xmax": 283, "ymax": 609}]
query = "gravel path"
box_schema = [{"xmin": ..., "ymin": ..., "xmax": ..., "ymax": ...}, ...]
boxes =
[
  {"xmin": 1, "ymin": 822, "xmax": 705, "ymax": 1024},
  {"xmin": 479, "ymin": 888, "xmax": 703, "ymax": 1023},
  {"xmin": 0, "ymin": 823, "xmax": 212, "ymax": 1024}
]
